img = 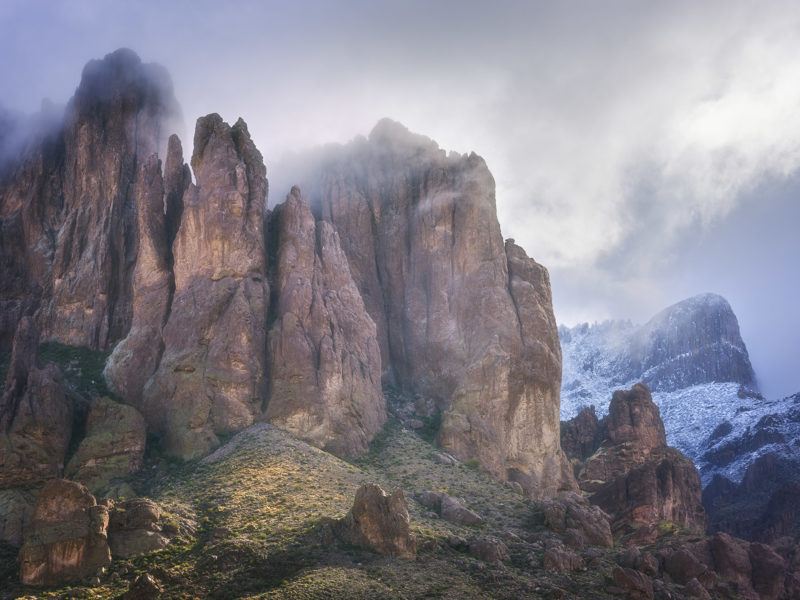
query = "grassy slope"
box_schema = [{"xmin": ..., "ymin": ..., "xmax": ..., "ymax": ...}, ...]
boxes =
[{"xmin": 4, "ymin": 346, "xmax": 710, "ymax": 599}]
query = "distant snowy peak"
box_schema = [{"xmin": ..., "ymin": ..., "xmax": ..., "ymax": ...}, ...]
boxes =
[
  {"xmin": 632, "ymin": 293, "xmax": 756, "ymax": 392},
  {"xmin": 559, "ymin": 293, "xmax": 762, "ymax": 485}
]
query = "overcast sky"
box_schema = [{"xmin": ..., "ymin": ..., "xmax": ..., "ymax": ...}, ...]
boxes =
[{"xmin": 1, "ymin": 0, "xmax": 798, "ymax": 398}]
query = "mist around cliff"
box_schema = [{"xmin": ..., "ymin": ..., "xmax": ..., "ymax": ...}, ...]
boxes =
[{"xmin": 1, "ymin": 1, "xmax": 798, "ymax": 398}]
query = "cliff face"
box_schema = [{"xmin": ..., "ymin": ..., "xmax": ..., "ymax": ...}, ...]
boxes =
[
  {"xmin": 0, "ymin": 50, "xmax": 573, "ymax": 497},
  {"xmin": 300, "ymin": 120, "xmax": 572, "ymax": 493},
  {"xmin": 0, "ymin": 48, "xmax": 180, "ymax": 351}
]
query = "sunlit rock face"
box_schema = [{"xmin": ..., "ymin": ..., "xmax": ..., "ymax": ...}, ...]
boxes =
[
  {"xmin": 265, "ymin": 187, "xmax": 385, "ymax": 456},
  {"xmin": 141, "ymin": 114, "xmax": 270, "ymax": 460},
  {"xmin": 299, "ymin": 119, "xmax": 574, "ymax": 494},
  {"xmin": 0, "ymin": 48, "xmax": 180, "ymax": 350}
]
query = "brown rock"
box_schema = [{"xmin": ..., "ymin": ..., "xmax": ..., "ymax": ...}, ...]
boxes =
[
  {"xmin": 576, "ymin": 384, "xmax": 706, "ymax": 541},
  {"xmin": 561, "ymin": 405, "xmax": 601, "ymax": 461},
  {"xmin": 304, "ymin": 120, "xmax": 574, "ymax": 493},
  {"xmin": 541, "ymin": 491, "xmax": 613, "ymax": 548},
  {"xmin": 611, "ymin": 565, "xmax": 654, "ymax": 600},
  {"xmin": 749, "ymin": 542, "xmax": 786, "ymax": 600},
  {"xmin": 108, "ymin": 498, "xmax": 169, "ymax": 558},
  {"xmin": 685, "ymin": 577, "xmax": 711, "ymax": 599},
  {"xmin": 18, "ymin": 479, "xmax": 111, "ymax": 585},
  {"xmin": 122, "ymin": 573, "xmax": 163, "ymax": 600},
  {"xmin": 65, "ymin": 396, "xmax": 146, "ymax": 494},
  {"xmin": 709, "ymin": 532, "xmax": 752, "ymax": 590},
  {"xmin": 542, "ymin": 538, "xmax": 584, "ymax": 572},
  {"xmin": 265, "ymin": 188, "xmax": 385, "ymax": 456},
  {"xmin": 0, "ymin": 49, "xmax": 179, "ymax": 351},
  {"xmin": 104, "ymin": 145, "xmax": 186, "ymax": 406},
  {"xmin": 142, "ymin": 115, "xmax": 269, "ymax": 459},
  {"xmin": 469, "ymin": 537, "xmax": 510, "ymax": 565},
  {"xmin": 335, "ymin": 483, "xmax": 416, "ymax": 559},
  {"xmin": 0, "ymin": 488, "xmax": 36, "ymax": 547},
  {"xmin": 0, "ymin": 317, "xmax": 72, "ymax": 489},
  {"xmin": 440, "ymin": 494, "xmax": 483, "ymax": 526},
  {"xmin": 662, "ymin": 548, "xmax": 707, "ymax": 585}
]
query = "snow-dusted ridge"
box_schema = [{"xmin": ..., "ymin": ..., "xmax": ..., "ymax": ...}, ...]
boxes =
[{"xmin": 559, "ymin": 293, "xmax": 798, "ymax": 487}]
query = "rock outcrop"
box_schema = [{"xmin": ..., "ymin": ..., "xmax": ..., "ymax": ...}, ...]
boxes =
[
  {"xmin": 103, "ymin": 139, "xmax": 189, "ymax": 405},
  {"xmin": 265, "ymin": 188, "xmax": 384, "ymax": 456},
  {"xmin": 335, "ymin": 483, "xmax": 416, "ymax": 559},
  {"xmin": 563, "ymin": 383, "xmax": 706, "ymax": 542},
  {"xmin": 18, "ymin": 479, "xmax": 111, "ymax": 585},
  {"xmin": 141, "ymin": 114, "xmax": 269, "ymax": 460},
  {"xmin": 107, "ymin": 498, "xmax": 170, "ymax": 558},
  {"xmin": 0, "ymin": 317, "xmax": 72, "ymax": 489},
  {"xmin": 299, "ymin": 119, "xmax": 573, "ymax": 494},
  {"xmin": 0, "ymin": 48, "xmax": 180, "ymax": 351},
  {"xmin": 65, "ymin": 396, "xmax": 146, "ymax": 494}
]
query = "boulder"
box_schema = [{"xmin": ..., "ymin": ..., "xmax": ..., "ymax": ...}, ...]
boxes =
[
  {"xmin": 440, "ymin": 494, "xmax": 483, "ymax": 526},
  {"xmin": 108, "ymin": 498, "xmax": 170, "ymax": 558},
  {"xmin": 335, "ymin": 483, "xmax": 416, "ymax": 559},
  {"xmin": 709, "ymin": 532, "xmax": 752, "ymax": 590},
  {"xmin": 265, "ymin": 188, "xmax": 385, "ymax": 456},
  {"xmin": 542, "ymin": 538, "xmax": 584, "ymax": 572},
  {"xmin": 611, "ymin": 565, "xmax": 654, "ymax": 600},
  {"xmin": 469, "ymin": 537, "xmax": 510, "ymax": 565},
  {"xmin": 685, "ymin": 577, "xmax": 711, "ymax": 599},
  {"xmin": 65, "ymin": 396, "xmax": 146, "ymax": 494},
  {"xmin": 541, "ymin": 491, "xmax": 613, "ymax": 548},
  {"xmin": 0, "ymin": 317, "xmax": 72, "ymax": 489},
  {"xmin": 662, "ymin": 548, "xmax": 707, "ymax": 585},
  {"xmin": 122, "ymin": 573, "xmax": 163, "ymax": 600},
  {"xmin": 748, "ymin": 542, "xmax": 786, "ymax": 600},
  {"xmin": 18, "ymin": 479, "xmax": 111, "ymax": 585}
]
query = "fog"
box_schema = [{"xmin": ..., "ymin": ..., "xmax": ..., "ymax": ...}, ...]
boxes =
[{"xmin": 1, "ymin": 0, "xmax": 798, "ymax": 398}]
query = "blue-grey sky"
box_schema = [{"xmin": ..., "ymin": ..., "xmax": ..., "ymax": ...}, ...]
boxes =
[{"xmin": 1, "ymin": 0, "xmax": 798, "ymax": 398}]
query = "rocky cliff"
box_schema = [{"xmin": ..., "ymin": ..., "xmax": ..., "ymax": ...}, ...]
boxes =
[
  {"xmin": 295, "ymin": 120, "xmax": 573, "ymax": 493},
  {"xmin": 0, "ymin": 48, "xmax": 180, "ymax": 351},
  {"xmin": 562, "ymin": 383, "xmax": 707, "ymax": 543},
  {"xmin": 0, "ymin": 49, "xmax": 572, "ymax": 495}
]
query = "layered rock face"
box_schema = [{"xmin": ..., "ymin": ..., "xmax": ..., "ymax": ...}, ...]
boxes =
[
  {"xmin": 141, "ymin": 115, "xmax": 269, "ymax": 459},
  {"xmin": 0, "ymin": 48, "xmax": 180, "ymax": 351},
  {"xmin": 265, "ymin": 188, "xmax": 384, "ymax": 456},
  {"xmin": 299, "ymin": 119, "xmax": 572, "ymax": 493},
  {"xmin": 563, "ymin": 383, "xmax": 706, "ymax": 542}
]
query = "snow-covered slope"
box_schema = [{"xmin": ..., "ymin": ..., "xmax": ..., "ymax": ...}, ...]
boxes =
[{"xmin": 559, "ymin": 293, "xmax": 781, "ymax": 485}]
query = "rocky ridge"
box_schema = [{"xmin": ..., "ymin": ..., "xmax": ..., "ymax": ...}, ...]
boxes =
[{"xmin": 1, "ymin": 47, "xmax": 572, "ymax": 502}]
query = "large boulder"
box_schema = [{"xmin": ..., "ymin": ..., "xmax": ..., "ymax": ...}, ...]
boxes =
[
  {"xmin": 108, "ymin": 498, "xmax": 170, "ymax": 558},
  {"xmin": 265, "ymin": 188, "xmax": 385, "ymax": 456},
  {"xmin": 541, "ymin": 491, "xmax": 613, "ymax": 548},
  {"xmin": 0, "ymin": 317, "xmax": 72, "ymax": 489},
  {"xmin": 65, "ymin": 396, "xmax": 146, "ymax": 494},
  {"xmin": 335, "ymin": 483, "xmax": 416, "ymax": 559},
  {"xmin": 141, "ymin": 114, "xmax": 269, "ymax": 459},
  {"xmin": 18, "ymin": 479, "xmax": 111, "ymax": 585}
]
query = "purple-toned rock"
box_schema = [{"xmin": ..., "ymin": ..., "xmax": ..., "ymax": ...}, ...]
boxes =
[
  {"xmin": 265, "ymin": 188, "xmax": 384, "ymax": 456},
  {"xmin": 141, "ymin": 115, "xmax": 269, "ymax": 459}
]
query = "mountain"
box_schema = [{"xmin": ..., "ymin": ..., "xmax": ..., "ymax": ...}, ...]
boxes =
[
  {"xmin": 559, "ymin": 293, "xmax": 762, "ymax": 483},
  {"xmin": 0, "ymin": 47, "xmax": 573, "ymax": 548},
  {"xmin": 559, "ymin": 293, "xmax": 800, "ymax": 544}
]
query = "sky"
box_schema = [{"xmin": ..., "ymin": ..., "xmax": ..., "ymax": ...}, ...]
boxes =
[{"xmin": 1, "ymin": 0, "xmax": 798, "ymax": 398}]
